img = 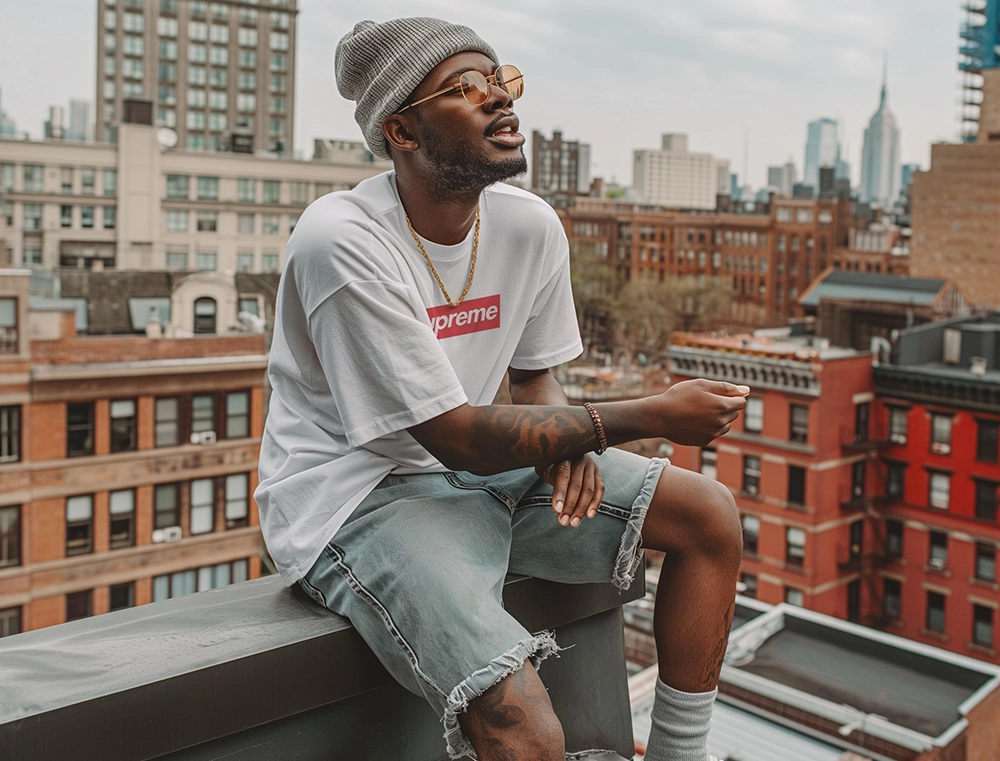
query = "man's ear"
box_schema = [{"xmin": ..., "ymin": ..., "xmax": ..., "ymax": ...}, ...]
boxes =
[{"xmin": 383, "ymin": 113, "xmax": 419, "ymax": 154}]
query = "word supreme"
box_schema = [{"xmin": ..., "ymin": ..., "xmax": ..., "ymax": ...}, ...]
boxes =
[{"xmin": 427, "ymin": 294, "xmax": 500, "ymax": 339}]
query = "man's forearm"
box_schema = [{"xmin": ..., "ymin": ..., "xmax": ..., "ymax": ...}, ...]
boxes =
[{"xmin": 508, "ymin": 368, "xmax": 570, "ymax": 407}]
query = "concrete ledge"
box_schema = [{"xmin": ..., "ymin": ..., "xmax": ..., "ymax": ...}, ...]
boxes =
[{"xmin": 0, "ymin": 572, "xmax": 644, "ymax": 761}]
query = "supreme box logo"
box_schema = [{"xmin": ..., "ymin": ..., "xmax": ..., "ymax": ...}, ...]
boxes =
[{"xmin": 427, "ymin": 294, "xmax": 500, "ymax": 339}]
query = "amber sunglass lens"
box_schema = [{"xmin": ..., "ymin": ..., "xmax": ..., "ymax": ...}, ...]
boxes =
[
  {"xmin": 460, "ymin": 72, "xmax": 491, "ymax": 104},
  {"xmin": 498, "ymin": 66, "xmax": 524, "ymax": 100}
]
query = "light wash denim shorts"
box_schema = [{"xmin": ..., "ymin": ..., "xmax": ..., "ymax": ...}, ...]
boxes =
[{"xmin": 299, "ymin": 447, "xmax": 667, "ymax": 759}]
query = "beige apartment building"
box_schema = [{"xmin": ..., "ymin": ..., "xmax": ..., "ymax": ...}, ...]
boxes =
[
  {"xmin": 97, "ymin": 0, "xmax": 297, "ymax": 154},
  {"xmin": 0, "ymin": 117, "xmax": 390, "ymax": 272}
]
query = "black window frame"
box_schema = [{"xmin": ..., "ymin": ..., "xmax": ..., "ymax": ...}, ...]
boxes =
[
  {"xmin": 740, "ymin": 573, "xmax": 757, "ymax": 599},
  {"xmin": 925, "ymin": 591, "xmax": 946, "ymax": 633},
  {"xmin": 975, "ymin": 480, "xmax": 998, "ymax": 522},
  {"xmin": 789, "ymin": 403, "xmax": 808, "ymax": 444},
  {"xmin": 193, "ymin": 297, "xmax": 217, "ymax": 333},
  {"xmin": 854, "ymin": 402, "xmax": 870, "ymax": 443},
  {"xmin": 883, "ymin": 578, "xmax": 902, "ymax": 620},
  {"xmin": 65, "ymin": 589, "xmax": 93, "ymax": 622},
  {"xmin": 741, "ymin": 514, "xmax": 759, "ymax": 555},
  {"xmin": 787, "ymin": 465, "xmax": 806, "ymax": 507},
  {"xmin": 886, "ymin": 460, "xmax": 906, "ymax": 501},
  {"xmin": 888, "ymin": 406, "xmax": 909, "ymax": 445},
  {"xmin": 109, "ymin": 398, "xmax": 138, "ymax": 453},
  {"xmin": 851, "ymin": 460, "xmax": 866, "ymax": 498},
  {"xmin": 0, "ymin": 504, "xmax": 20, "ymax": 568},
  {"xmin": 154, "ymin": 482, "xmax": 181, "ymax": 530},
  {"xmin": 886, "ymin": 519, "xmax": 904, "ymax": 558},
  {"xmin": 109, "ymin": 489, "xmax": 136, "ymax": 549},
  {"xmin": 0, "ymin": 605, "xmax": 21, "ymax": 637},
  {"xmin": 977, "ymin": 419, "xmax": 999, "ymax": 463},
  {"xmin": 973, "ymin": 604, "xmax": 994, "ymax": 648},
  {"xmin": 66, "ymin": 401, "xmax": 95, "ymax": 458},
  {"xmin": 743, "ymin": 455, "xmax": 761, "ymax": 495},
  {"xmin": 225, "ymin": 472, "xmax": 250, "ymax": 529},
  {"xmin": 0, "ymin": 405, "xmax": 19, "ymax": 463},
  {"xmin": 930, "ymin": 413, "xmax": 953, "ymax": 454},
  {"xmin": 975, "ymin": 544, "xmax": 996, "ymax": 582},
  {"xmin": 109, "ymin": 582, "xmax": 135, "ymax": 612},
  {"xmin": 928, "ymin": 531, "xmax": 948, "ymax": 569},
  {"xmin": 65, "ymin": 494, "xmax": 94, "ymax": 556}
]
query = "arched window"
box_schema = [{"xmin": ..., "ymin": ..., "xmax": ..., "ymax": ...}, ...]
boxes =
[{"xmin": 193, "ymin": 297, "xmax": 216, "ymax": 334}]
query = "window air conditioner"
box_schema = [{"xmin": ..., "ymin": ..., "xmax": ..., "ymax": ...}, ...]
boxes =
[
  {"xmin": 190, "ymin": 431, "xmax": 217, "ymax": 445},
  {"xmin": 930, "ymin": 442, "xmax": 951, "ymax": 455},
  {"xmin": 890, "ymin": 433, "xmax": 907, "ymax": 445},
  {"xmin": 151, "ymin": 526, "xmax": 183, "ymax": 543},
  {"xmin": 928, "ymin": 557, "xmax": 946, "ymax": 571}
]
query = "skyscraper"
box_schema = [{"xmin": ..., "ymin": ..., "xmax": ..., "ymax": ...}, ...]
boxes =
[
  {"xmin": 959, "ymin": 0, "xmax": 1000, "ymax": 140},
  {"xmin": 860, "ymin": 64, "xmax": 901, "ymax": 205},
  {"xmin": 95, "ymin": 0, "xmax": 297, "ymax": 153},
  {"xmin": 67, "ymin": 100, "xmax": 92, "ymax": 142},
  {"xmin": 633, "ymin": 134, "xmax": 721, "ymax": 210},
  {"xmin": 803, "ymin": 118, "xmax": 839, "ymax": 190},
  {"xmin": 766, "ymin": 159, "xmax": 796, "ymax": 194},
  {"xmin": 531, "ymin": 130, "xmax": 591, "ymax": 195}
]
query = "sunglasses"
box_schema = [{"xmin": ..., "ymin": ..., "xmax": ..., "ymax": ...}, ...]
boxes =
[{"xmin": 398, "ymin": 65, "xmax": 524, "ymax": 113}]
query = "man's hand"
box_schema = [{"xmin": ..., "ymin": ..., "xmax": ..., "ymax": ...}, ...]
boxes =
[
  {"xmin": 535, "ymin": 454, "xmax": 604, "ymax": 528},
  {"xmin": 653, "ymin": 380, "xmax": 750, "ymax": 446}
]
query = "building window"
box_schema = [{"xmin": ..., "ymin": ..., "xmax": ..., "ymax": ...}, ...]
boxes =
[
  {"xmin": 236, "ymin": 252, "xmax": 254, "ymax": 272},
  {"xmin": 744, "ymin": 397, "xmax": 763, "ymax": 433},
  {"xmin": 886, "ymin": 461, "xmax": 905, "ymax": 500},
  {"xmin": 196, "ymin": 176, "xmax": 219, "ymax": 200},
  {"xmin": 289, "ymin": 213, "xmax": 300, "ymax": 233},
  {"xmin": 190, "ymin": 478, "xmax": 215, "ymax": 534},
  {"xmin": 930, "ymin": 414, "xmax": 952, "ymax": 455},
  {"xmin": 81, "ymin": 206, "xmax": 95, "ymax": 229},
  {"xmin": 785, "ymin": 588, "xmax": 804, "ymax": 607},
  {"xmin": 884, "ymin": 578, "xmax": 901, "ymax": 620},
  {"xmin": 886, "ymin": 519, "xmax": 903, "ymax": 557},
  {"xmin": 23, "ymin": 164, "xmax": 44, "ymax": 192},
  {"xmin": 23, "ymin": 203, "xmax": 42, "ymax": 231},
  {"xmin": 60, "ymin": 166, "xmax": 74, "ymax": 193},
  {"xmin": 787, "ymin": 466, "xmax": 806, "ymax": 507},
  {"xmin": 225, "ymin": 473, "xmax": 250, "ymax": 528},
  {"xmin": 103, "ymin": 207, "xmax": 116, "ymax": 229},
  {"xmin": 0, "ymin": 606, "xmax": 20, "ymax": 637},
  {"xmin": 191, "ymin": 393, "xmax": 215, "ymax": 435},
  {"xmin": 0, "ymin": 405, "xmax": 19, "ymax": 463},
  {"xmin": 210, "ymin": 69, "xmax": 227, "ymax": 88},
  {"xmin": 789, "ymin": 404, "xmax": 808, "ymax": 443},
  {"xmin": 165, "ymin": 248, "xmax": 188, "ymax": 269},
  {"xmin": 193, "ymin": 298, "xmax": 217, "ymax": 333},
  {"xmin": 153, "ymin": 558, "xmax": 249, "ymax": 602},
  {"xmin": 786, "ymin": 527, "xmax": 806, "ymax": 567},
  {"xmin": 154, "ymin": 483, "xmax": 180, "ymax": 529},
  {"xmin": 237, "ymin": 178, "xmax": 256, "ymax": 202},
  {"xmin": 925, "ymin": 591, "xmax": 946, "ymax": 633},
  {"xmin": 196, "ymin": 212, "xmax": 217, "ymax": 233},
  {"xmin": 226, "ymin": 391, "xmax": 250, "ymax": 438},
  {"xmin": 262, "ymin": 213, "xmax": 279, "ymax": 234},
  {"xmin": 889, "ymin": 407, "xmax": 908, "ymax": 445},
  {"xmin": 700, "ymin": 447, "xmax": 717, "ymax": 480},
  {"xmin": 166, "ymin": 209, "xmax": 188, "ymax": 232},
  {"xmin": 109, "ymin": 489, "xmax": 135, "ymax": 549},
  {"xmin": 851, "ymin": 460, "xmax": 866, "ymax": 499},
  {"xmin": 65, "ymin": 590, "xmax": 93, "ymax": 622},
  {"xmin": 929, "ymin": 531, "xmax": 948, "ymax": 570},
  {"xmin": 237, "ymin": 213, "xmax": 255, "ymax": 234},
  {"xmin": 270, "ymin": 52, "xmax": 287, "ymax": 72},
  {"xmin": 0, "ymin": 299, "xmax": 17, "ymax": 354},
  {"xmin": 239, "ymin": 6, "xmax": 257, "ymax": 24},
  {"xmin": 743, "ymin": 455, "xmax": 761, "ymax": 495},
  {"xmin": 110, "ymin": 399, "xmax": 137, "ymax": 453},
  {"xmin": 928, "ymin": 471, "xmax": 950, "ymax": 510},
  {"xmin": 741, "ymin": 514, "xmax": 759, "ymax": 554},
  {"xmin": 66, "ymin": 495, "xmax": 94, "ymax": 556},
  {"xmin": 238, "ymin": 27, "xmax": 257, "ymax": 46},
  {"xmin": 109, "ymin": 582, "xmax": 135, "ymax": 612},
  {"xmin": 977, "ymin": 420, "xmax": 999, "ymax": 463},
  {"xmin": 976, "ymin": 544, "xmax": 996, "ymax": 582},
  {"xmin": 188, "ymin": 66, "xmax": 207, "ymax": 86},
  {"xmin": 261, "ymin": 253, "xmax": 280, "ymax": 272},
  {"xmin": 975, "ymin": 481, "xmax": 998, "ymax": 522},
  {"xmin": 262, "ymin": 179, "xmax": 280, "ymax": 204},
  {"xmin": 854, "ymin": 402, "xmax": 870, "ymax": 443},
  {"xmin": 290, "ymin": 181, "xmax": 308, "ymax": 205},
  {"xmin": 974, "ymin": 605, "xmax": 994, "ymax": 648},
  {"xmin": 740, "ymin": 573, "xmax": 757, "ymax": 599},
  {"xmin": 166, "ymin": 174, "xmax": 189, "ymax": 199},
  {"xmin": 154, "ymin": 397, "xmax": 180, "ymax": 447},
  {"xmin": 66, "ymin": 402, "xmax": 95, "ymax": 457},
  {"xmin": 60, "ymin": 204, "xmax": 73, "ymax": 228},
  {"xmin": 0, "ymin": 505, "xmax": 20, "ymax": 568}
]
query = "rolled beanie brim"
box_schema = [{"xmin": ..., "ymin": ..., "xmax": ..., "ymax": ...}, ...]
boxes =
[{"xmin": 335, "ymin": 18, "xmax": 498, "ymax": 160}]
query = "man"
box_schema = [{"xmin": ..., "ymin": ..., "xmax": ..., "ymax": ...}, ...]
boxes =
[{"xmin": 256, "ymin": 17, "xmax": 748, "ymax": 761}]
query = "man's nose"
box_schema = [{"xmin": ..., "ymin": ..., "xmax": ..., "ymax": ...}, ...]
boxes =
[{"xmin": 481, "ymin": 81, "xmax": 513, "ymax": 112}]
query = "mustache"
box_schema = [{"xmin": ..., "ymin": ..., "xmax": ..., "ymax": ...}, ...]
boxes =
[{"xmin": 484, "ymin": 112, "xmax": 516, "ymax": 137}]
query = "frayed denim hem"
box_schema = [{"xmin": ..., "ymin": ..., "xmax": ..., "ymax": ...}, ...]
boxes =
[
  {"xmin": 612, "ymin": 456, "xmax": 668, "ymax": 591},
  {"xmin": 442, "ymin": 631, "xmax": 561, "ymax": 759}
]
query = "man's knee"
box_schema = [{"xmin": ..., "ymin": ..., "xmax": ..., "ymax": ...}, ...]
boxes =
[
  {"xmin": 461, "ymin": 663, "xmax": 565, "ymax": 760},
  {"xmin": 647, "ymin": 469, "xmax": 742, "ymax": 560}
]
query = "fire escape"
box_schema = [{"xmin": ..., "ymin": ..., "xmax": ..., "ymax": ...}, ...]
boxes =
[{"xmin": 960, "ymin": 0, "xmax": 1000, "ymax": 141}]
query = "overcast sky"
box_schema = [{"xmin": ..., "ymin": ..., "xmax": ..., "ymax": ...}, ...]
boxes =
[{"xmin": 0, "ymin": 0, "xmax": 964, "ymax": 188}]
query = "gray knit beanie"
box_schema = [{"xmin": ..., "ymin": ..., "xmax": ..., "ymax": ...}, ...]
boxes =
[{"xmin": 335, "ymin": 18, "xmax": 499, "ymax": 160}]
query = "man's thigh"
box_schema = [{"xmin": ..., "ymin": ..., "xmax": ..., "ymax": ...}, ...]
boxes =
[{"xmin": 505, "ymin": 448, "xmax": 667, "ymax": 590}]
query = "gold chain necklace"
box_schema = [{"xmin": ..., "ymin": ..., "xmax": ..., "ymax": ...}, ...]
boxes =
[{"xmin": 404, "ymin": 207, "xmax": 480, "ymax": 308}]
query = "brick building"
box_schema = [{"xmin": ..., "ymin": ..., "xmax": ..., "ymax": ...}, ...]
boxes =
[
  {"xmin": 560, "ymin": 194, "xmax": 864, "ymax": 334},
  {"xmin": 0, "ymin": 269, "xmax": 268, "ymax": 636},
  {"xmin": 911, "ymin": 69, "xmax": 1000, "ymax": 310}
]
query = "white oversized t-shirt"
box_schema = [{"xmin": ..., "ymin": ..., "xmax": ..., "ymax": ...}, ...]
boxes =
[{"xmin": 256, "ymin": 171, "xmax": 583, "ymax": 584}]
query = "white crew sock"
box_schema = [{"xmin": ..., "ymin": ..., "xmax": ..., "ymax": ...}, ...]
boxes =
[{"xmin": 642, "ymin": 678, "xmax": 717, "ymax": 761}]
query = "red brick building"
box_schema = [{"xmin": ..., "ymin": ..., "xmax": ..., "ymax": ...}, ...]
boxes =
[{"xmin": 0, "ymin": 270, "xmax": 267, "ymax": 636}]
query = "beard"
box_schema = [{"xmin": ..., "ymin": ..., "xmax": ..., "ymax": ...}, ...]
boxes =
[{"xmin": 415, "ymin": 111, "xmax": 528, "ymax": 200}]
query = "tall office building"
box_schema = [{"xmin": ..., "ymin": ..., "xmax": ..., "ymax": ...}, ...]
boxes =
[
  {"xmin": 531, "ymin": 129, "xmax": 591, "ymax": 195},
  {"xmin": 67, "ymin": 100, "xmax": 92, "ymax": 142},
  {"xmin": 959, "ymin": 0, "xmax": 1000, "ymax": 140},
  {"xmin": 633, "ymin": 134, "xmax": 721, "ymax": 210},
  {"xmin": 860, "ymin": 68, "xmax": 901, "ymax": 205},
  {"xmin": 766, "ymin": 160, "xmax": 796, "ymax": 194},
  {"xmin": 803, "ymin": 119, "xmax": 839, "ymax": 190},
  {"xmin": 95, "ymin": 0, "xmax": 297, "ymax": 153}
]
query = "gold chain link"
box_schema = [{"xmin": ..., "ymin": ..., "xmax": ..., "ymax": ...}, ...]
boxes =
[{"xmin": 404, "ymin": 207, "xmax": 480, "ymax": 308}]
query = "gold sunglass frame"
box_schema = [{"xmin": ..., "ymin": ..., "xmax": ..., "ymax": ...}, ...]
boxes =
[{"xmin": 397, "ymin": 65, "xmax": 524, "ymax": 113}]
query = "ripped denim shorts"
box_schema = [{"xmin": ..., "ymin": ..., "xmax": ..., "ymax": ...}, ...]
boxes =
[{"xmin": 298, "ymin": 447, "xmax": 667, "ymax": 759}]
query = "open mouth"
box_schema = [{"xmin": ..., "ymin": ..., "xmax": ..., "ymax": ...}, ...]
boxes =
[{"xmin": 487, "ymin": 118, "xmax": 524, "ymax": 148}]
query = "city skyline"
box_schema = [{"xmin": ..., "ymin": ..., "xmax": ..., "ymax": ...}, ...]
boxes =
[{"xmin": 0, "ymin": 0, "xmax": 962, "ymax": 189}]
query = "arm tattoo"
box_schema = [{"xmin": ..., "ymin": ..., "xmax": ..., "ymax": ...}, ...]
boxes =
[{"xmin": 467, "ymin": 406, "xmax": 595, "ymax": 469}]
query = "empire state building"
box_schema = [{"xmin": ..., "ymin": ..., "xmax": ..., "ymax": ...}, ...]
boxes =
[{"xmin": 860, "ymin": 66, "xmax": 901, "ymax": 205}]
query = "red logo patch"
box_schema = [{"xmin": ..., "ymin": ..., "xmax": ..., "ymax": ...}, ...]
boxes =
[{"xmin": 427, "ymin": 294, "xmax": 501, "ymax": 339}]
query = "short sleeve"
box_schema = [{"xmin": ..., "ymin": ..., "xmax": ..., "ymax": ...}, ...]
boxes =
[
  {"xmin": 509, "ymin": 231, "xmax": 583, "ymax": 370},
  {"xmin": 308, "ymin": 280, "xmax": 468, "ymax": 447}
]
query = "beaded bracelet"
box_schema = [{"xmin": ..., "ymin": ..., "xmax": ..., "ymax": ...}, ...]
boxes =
[{"xmin": 583, "ymin": 401, "xmax": 608, "ymax": 455}]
